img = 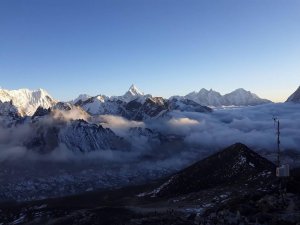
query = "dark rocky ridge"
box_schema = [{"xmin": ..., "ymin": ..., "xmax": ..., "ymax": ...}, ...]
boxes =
[
  {"xmin": 32, "ymin": 106, "xmax": 51, "ymax": 118},
  {"xmin": 150, "ymin": 143, "xmax": 276, "ymax": 197}
]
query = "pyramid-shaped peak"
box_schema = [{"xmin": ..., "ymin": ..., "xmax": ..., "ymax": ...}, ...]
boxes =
[
  {"xmin": 128, "ymin": 84, "xmax": 144, "ymax": 96},
  {"xmin": 222, "ymin": 142, "xmax": 252, "ymax": 155},
  {"xmin": 147, "ymin": 142, "xmax": 275, "ymax": 197}
]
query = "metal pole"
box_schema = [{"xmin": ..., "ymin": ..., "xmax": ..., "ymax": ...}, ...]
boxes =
[{"xmin": 277, "ymin": 120, "xmax": 280, "ymax": 167}]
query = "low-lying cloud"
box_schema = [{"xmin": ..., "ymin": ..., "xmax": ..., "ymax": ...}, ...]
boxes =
[
  {"xmin": 52, "ymin": 107, "xmax": 90, "ymax": 121},
  {"xmin": 0, "ymin": 103, "xmax": 300, "ymax": 164},
  {"xmin": 165, "ymin": 103, "xmax": 300, "ymax": 152},
  {"xmin": 97, "ymin": 115, "xmax": 144, "ymax": 136}
]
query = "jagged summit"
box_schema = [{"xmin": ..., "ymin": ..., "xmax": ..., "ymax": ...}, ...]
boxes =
[
  {"xmin": 0, "ymin": 88, "xmax": 56, "ymax": 116},
  {"xmin": 185, "ymin": 88, "xmax": 224, "ymax": 106},
  {"xmin": 127, "ymin": 84, "xmax": 144, "ymax": 96},
  {"xmin": 73, "ymin": 85, "xmax": 144, "ymax": 105},
  {"xmin": 286, "ymin": 86, "xmax": 300, "ymax": 103},
  {"xmin": 223, "ymin": 88, "xmax": 271, "ymax": 106},
  {"xmin": 183, "ymin": 88, "xmax": 271, "ymax": 107},
  {"xmin": 120, "ymin": 84, "xmax": 146, "ymax": 103}
]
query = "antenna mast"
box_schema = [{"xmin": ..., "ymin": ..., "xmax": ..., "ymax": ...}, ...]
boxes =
[
  {"xmin": 276, "ymin": 119, "xmax": 280, "ymax": 167},
  {"xmin": 273, "ymin": 117, "xmax": 289, "ymax": 181},
  {"xmin": 273, "ymin": 117, "xmax": 280, "ymax": 167}
]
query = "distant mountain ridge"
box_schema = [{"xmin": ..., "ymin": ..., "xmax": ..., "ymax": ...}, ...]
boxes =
[
  {"xmin": 73, "ymin": 85, "xmax": 272, "ymax": 107},
  {"xmin": 75, "ymin": 85, "xmax": 212, "ymax": 120},
  {"xmin": 73, "ymin": 85, "xmax": 271, "ymax": 118},
  {"xmin": 183, "ymin": 88, "xmax": 272, "ymax": 106},
  {"xmin": 0, "ymin": 85, "xmax": 273, "ymax": 117}
]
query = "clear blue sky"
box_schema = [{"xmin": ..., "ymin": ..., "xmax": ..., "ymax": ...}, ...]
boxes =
[{"xmin": 0, "ymin": 0, "xmax": 299, "ymax": 102}]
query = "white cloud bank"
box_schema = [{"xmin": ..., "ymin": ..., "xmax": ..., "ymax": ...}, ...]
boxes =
[
  {"xmin": 152, "ymin": 103, "xmax": 300, "ymax": 152},
  {"xmin": 0, "ymin": 102, "xmax": 299, "ymax": 164}
]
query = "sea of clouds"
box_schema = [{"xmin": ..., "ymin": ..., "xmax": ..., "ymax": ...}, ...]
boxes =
[
  {"xmin": 1, "ymin": 102, "xmax": 300, "ymax": 201},
  {"xmin": 0, "ymin": 102, "xmax": 300, "ymax": 165}
]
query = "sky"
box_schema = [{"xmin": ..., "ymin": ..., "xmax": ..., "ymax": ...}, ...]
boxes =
[{"xmin": 0, "ymin": 0, "xmax": 299, "ymax": 102}]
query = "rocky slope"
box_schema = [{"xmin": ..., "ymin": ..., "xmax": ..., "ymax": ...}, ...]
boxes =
[
  {"xmin": 1, "ymin": 143, "xmax": 299, "ymax": 225},
  {"xmin": 286, "ymin": 86, "xmax": 300, "ymax": 103},
  {"xmin": 25, "ymin": 117, "xmax": 129, "ymax": 153},
  {"xmin": 146, "ymin": 143, "xmax": 276, "ymax": 197},
  {"xmin": 59, "ymin": 120, "xmax": 129, "ymax": 153},
  {"xmin": 0, "ymin": 100, "xmax": 22, "ymax": 127}
]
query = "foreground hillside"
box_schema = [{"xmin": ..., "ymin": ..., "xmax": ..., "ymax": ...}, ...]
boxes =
[
  {"xmin": 141, "ymin": 143, "xmax": 276, "ymax": 198},
  {"xmin": 1, "ymin": 143, "xmax": 299, "ymax": 225}
]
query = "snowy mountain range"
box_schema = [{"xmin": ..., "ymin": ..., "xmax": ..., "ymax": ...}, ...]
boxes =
[
  {"xmin": 74, "ymin": 85, "xmax": 272, "ymax": 107},
  {"xmin": 183, "ymin": 88, "xmax": 272, "ymax": 107},
  {"xmin": 73, "ymin": 85, "xmax": 212, "ymax": 120},
  {"xmin": 73, "ymin": 85, "xmax": 271, "ymax": 117},
  {"xmin": 0, "ymin": 84, "xmax": 275, "ymax": 155},
  {"xmin": 0, "ymin": 85, "xmax": 273, "ymax": 119},
  {"xmin": 0, "ymin": 88, "xmax": 56, "ymax": 116}
]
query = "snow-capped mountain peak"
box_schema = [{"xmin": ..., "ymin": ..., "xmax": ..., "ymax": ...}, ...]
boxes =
[
  {"xmin": 185, "ymin": 88, "xmax": 224, "ymax": 106},
  {"xmin": 182, "ymin": 88, "xmax": 271, "ymax": 107},
  {"xmin": 223, "ymin": 88, "xmax": 270, "ymax": 106},
  {"xmin": 0, "ymin": 88, "xmax": 56, "ymax": 116},
  {"xmin": 120, "ymin": 84, "xmax": 146, "ymax": 103},
  {"xmin": 96, "ymin": 95, "xmax": 107, "ymax": 102},
  {"xmin": 72, "ymin": 94, "xmax": 92, "ymax": 104},
  {"xmin": 230, "ymin": 88, "xmax": 256, "ymax": 97},
  {"xmin": 127, "ymin": 84, "xmax": 144, "ymax": 96}
]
